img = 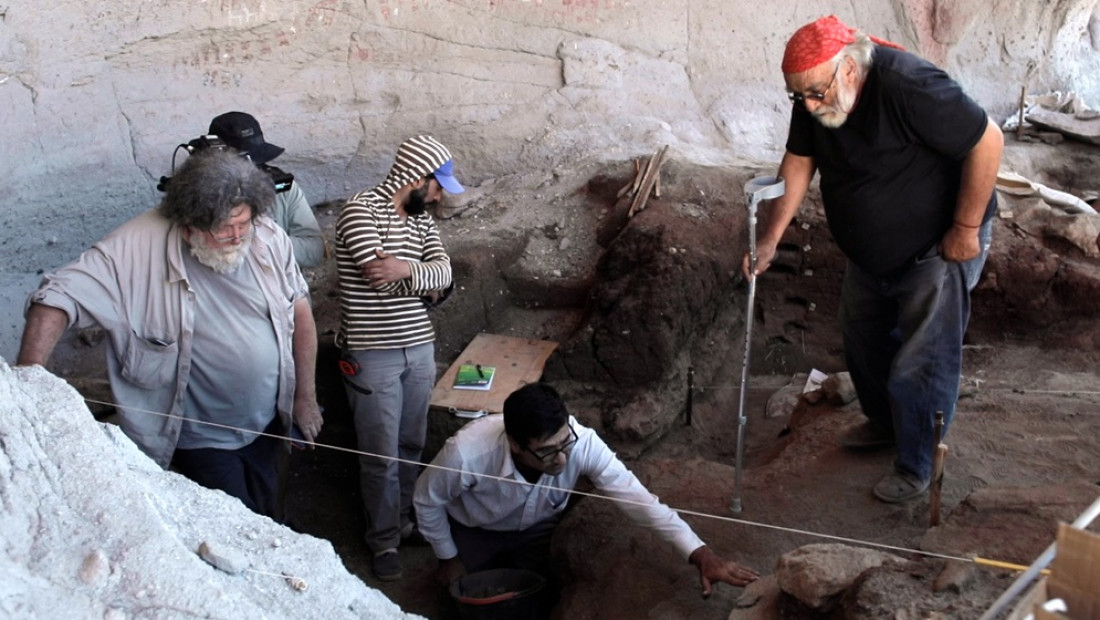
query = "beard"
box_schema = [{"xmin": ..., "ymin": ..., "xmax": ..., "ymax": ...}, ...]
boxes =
[
  {"xmin": 813, "ymin": 81, "xmax": 859, "ymax": 129},
  {"xmin": 403, "ymin": 184, "xmax": 437, "ymax": 216},
  {"xmin": 189, "ymin": 230, "xmax": 251, "ymax": 274}
]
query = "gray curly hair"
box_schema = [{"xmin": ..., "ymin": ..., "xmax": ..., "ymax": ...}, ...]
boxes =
[{"xmin": 159, "ymin": 149, "xmax": 274, "ymax": 230}]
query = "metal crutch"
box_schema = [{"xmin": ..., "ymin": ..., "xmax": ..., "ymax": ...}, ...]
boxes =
[{"xmin": 731, "ymin": 175, "xmax": 785, "ymax": 514}]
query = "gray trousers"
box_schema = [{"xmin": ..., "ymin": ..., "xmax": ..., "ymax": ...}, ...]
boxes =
[{"xmin": 343, "ymin": 343, "xmax": 435, "ymax": 553}]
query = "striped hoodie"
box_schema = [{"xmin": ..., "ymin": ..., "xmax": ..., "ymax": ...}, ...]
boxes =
[{"xmin": 335, "ymin": 135, "xmax": 454, "ymax": 350}]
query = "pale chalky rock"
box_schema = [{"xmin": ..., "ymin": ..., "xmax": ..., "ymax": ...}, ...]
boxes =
[
  {"xmin": 775, "ymin": 543, "xmax": 909, "ymax": 611},
  {"xmin": 198, "ymin": 541, "xmax": 250, "ymax": 575},
  {"xmin": 0, "ymin": 360, "xmax": 424, "ymax": 620}
]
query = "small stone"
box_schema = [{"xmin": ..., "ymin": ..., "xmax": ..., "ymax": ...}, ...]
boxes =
[
  {"xmin": 933, "ymin": 562, "xmax": 976, "ymax": 593},
  {"xmin": 1037, "ymin": 131, "xmax": 1064, "ymax": 145},
  {"xmin": 285, "ymin": 574, "xmax": 309, "ymax": 591},
  {"xmin": 559, "ymin": 237, "xmax": 572, "ymax": 251},
  {"xmin": 198, "ymin": 541, "xmax": 250, "ymax": 575},
  {"xmin": 78, "ymin": 549, "xmax": 110, "ymax": 585},
  {"xmin": 821, "ymin": 372, "xmax": 857, "ymax": 406}
]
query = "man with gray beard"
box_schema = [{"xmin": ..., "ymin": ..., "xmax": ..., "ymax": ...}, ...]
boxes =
[
  {"xmin": 17, "ymin": 149, "xmax": 323, "ymax": 518},
  {"xmin": 744, "ymin": 15, "xmax": 1003, "ymax": 503}
]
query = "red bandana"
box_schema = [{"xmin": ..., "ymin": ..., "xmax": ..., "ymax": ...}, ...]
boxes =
[{"xmin": 782, "ymin": 15, "xmax": 904, "ymax": 74}]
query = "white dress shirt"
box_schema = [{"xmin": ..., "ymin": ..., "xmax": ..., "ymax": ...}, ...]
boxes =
[{"xmin": 413, "ymin": 414, "xmax": 704, "ymax": 562}]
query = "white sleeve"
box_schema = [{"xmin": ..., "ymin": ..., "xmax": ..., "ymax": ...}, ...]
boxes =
[
  {"xmin": 413, "ymin": 439, "xmax": 470, "ymax": 560},
  {"xmin": 579, "ymin": 427, "xmax": 705, "ymax": 560}
]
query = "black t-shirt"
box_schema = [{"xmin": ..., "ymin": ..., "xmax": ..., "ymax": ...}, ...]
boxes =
[{"xmin": 786, "ymin": 46, "xmax": 995, "ymax": 276}]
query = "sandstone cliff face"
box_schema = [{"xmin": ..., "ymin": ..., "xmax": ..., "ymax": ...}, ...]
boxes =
[{"xmin": 3, "ymin": 1, "xmax": 1099, "ymax": 354}]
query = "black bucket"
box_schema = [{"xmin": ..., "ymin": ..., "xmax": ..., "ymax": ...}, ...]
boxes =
[{"xmin": 448, "ymin": 568, "xmax": 547, "ymax": 620}]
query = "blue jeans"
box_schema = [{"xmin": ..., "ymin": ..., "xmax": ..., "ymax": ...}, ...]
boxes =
[
  {"xmin": 840, "ymin": 221, "xmax": 992, "ymax": 481},
  {"xmin": 343, "ymin": 343, "xmax": 436, "ymax": 553}
]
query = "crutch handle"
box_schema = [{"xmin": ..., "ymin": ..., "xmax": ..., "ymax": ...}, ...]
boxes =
[{"xmin": 744, "ymin": 176, "xmax": 786, "ymax": 205}]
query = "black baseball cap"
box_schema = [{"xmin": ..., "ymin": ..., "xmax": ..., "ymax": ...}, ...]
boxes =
[{"xmin": 208, "ymin": 111, "xmax": 284, "ymax": 165}]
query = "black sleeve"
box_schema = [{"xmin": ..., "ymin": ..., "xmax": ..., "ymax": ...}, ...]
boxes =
[{"xmin": 884, "ymin": 63, "xmax": 988, "ymax": 161}]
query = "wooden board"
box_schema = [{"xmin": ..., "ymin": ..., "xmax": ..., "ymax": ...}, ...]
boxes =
[{"xmin": 430, "ymin": 333, "xmax": 559, "ymax": 415}]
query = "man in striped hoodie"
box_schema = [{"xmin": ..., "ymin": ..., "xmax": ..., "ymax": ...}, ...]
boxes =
[{"xmin": 334, "ymin": 135, "xmax": 463, "ymax": 581}]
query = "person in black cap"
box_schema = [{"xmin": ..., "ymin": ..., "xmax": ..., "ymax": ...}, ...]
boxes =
[
  {"xmin": 334, "ymin": 135, "xmax": 462, "ymax": 581},
  {"xmin": 208, "ymin": 112, "xmax": 325, "ymax": 268}
]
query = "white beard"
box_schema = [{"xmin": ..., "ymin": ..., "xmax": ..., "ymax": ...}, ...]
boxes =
[
  {"xmin": 189, "ymin": 231, "xmax": 251, "ymax": 274},
  {"xmin": 814, "ymin": 81, "xmax": 859, "ymax": 129}
]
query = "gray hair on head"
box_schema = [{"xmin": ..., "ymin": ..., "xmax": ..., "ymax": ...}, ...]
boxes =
[
  {"xmin": 833, "ymin": 31, "xmax": 874, "ymax": 76},
  {"xmin": 159, "ymin": 149, "xmax": 274, "ymax": 230}
]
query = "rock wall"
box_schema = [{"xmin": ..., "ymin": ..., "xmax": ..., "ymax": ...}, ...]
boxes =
[
  {"xmin": 2, "ymin": 0, "xmax": 1099, "ymax": 354},
  {"xmin": 0, "ymin": 359, "xmax": 421, "ymax": 619}
]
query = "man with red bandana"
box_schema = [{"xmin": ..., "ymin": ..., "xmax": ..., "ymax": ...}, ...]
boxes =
[{"xmin": 743, "ymin": 16, "xmax": 1003, "ymax": 503}]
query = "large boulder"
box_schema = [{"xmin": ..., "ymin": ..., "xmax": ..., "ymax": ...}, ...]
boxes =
[{"xmin": 774, "ymin": 543, "xmax": 909, "ymax": 611}]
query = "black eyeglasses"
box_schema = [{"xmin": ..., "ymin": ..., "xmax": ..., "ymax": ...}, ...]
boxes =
[
  {"xmin": 787, "ymin": 63, "xmax": 840, "ymax": 108},
  {"xmin": 524, "ymin": 425, "xmax": 578, "ymax": 463}
]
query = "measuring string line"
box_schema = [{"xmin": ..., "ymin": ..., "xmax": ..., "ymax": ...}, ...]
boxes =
[
  {"xmin": 82, "ymin": 398, "xmax": 1046, "ymax": 575},
  {"xmin": 692, "ymin": 384, "xmax": 1100, "ymax": 397}
]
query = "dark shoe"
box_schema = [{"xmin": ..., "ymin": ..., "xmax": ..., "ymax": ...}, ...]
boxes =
[
  {"xmin": 838, "ymin": 422, "xmax": 896, "ymax": 449},
  {"xmin": 400, "ymin": 521, "xmax": 428, "ymax": 546},
  {"xmin": 372, "ymin": 549, "xmax": 402, "ymax": 581},
  {"xmin": 873, "ymin": 471, "xmax": 930, "ymax": 503}
]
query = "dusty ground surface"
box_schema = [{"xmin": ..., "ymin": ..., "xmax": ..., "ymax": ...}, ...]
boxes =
[{"xmin": 46, "ymin": 140, "xmax": 1100, "ymax": 619}]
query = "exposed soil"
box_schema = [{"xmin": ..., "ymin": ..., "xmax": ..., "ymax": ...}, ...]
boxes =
[{"xmin": 48, "ymin": 140, "xmax": 1100, "ymax": 619}]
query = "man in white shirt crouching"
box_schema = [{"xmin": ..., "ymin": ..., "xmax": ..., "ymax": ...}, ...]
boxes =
[{"xmin": 413, "ymin": 383, "xmax": 758, "ymax": 606}]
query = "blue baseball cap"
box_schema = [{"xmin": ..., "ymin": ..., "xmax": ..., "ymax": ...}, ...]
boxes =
[{"xmin": 432, "ymin": 159, "xmax": 465, "ymax": 194}]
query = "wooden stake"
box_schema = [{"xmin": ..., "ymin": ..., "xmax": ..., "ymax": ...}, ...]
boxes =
[
  {"xmin": 1017, "ymin": 86, "xmax": 1027, "ymax": 137},
  {"xmin": 930, "ymin": 412, "xmax": 947, "ymax": 527},
  {"xmin": 930, "ymin": 444, "xmax": 948, "ymax": 526},
  {"xmin": 617, "ymin": 159, "xmax": 643, "ymax": 198},
  {"xmin": 686, "ymin": 366, "xmax": 694, "ymax": 426},
  {"xmin": 628, "ymin": 145, "xmax": 670, "ymax": 218}
]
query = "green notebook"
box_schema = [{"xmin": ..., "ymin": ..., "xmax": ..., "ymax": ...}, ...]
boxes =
[{"xmin": 454, "ymin": 364, "xmax": 496, "ymax": 390}]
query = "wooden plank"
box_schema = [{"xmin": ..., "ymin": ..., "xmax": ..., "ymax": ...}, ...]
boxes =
[{"xmin": 429, "ymin": 333, "xmax": 559, "ymax": 415}]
